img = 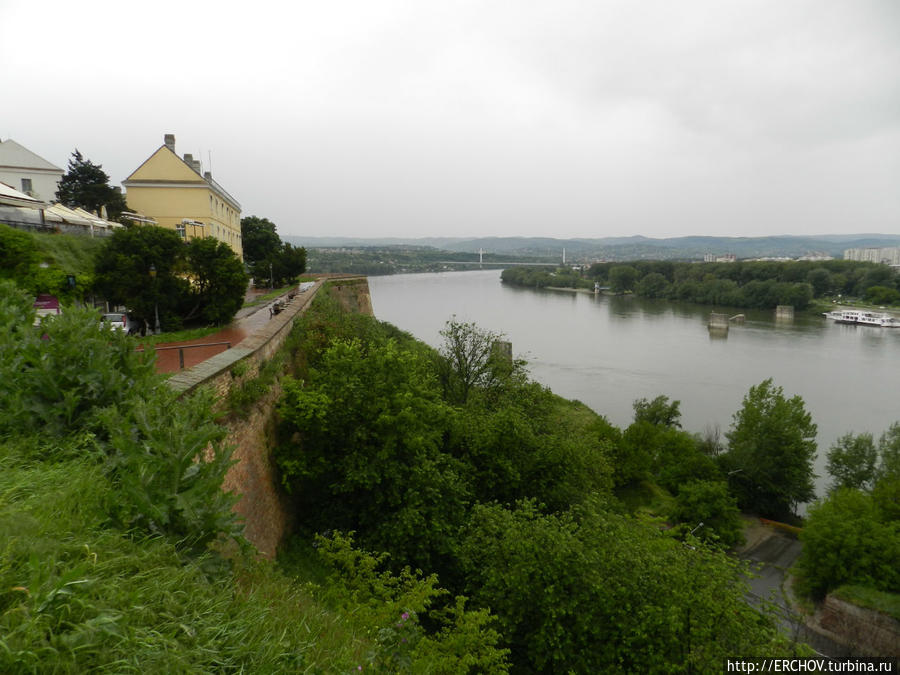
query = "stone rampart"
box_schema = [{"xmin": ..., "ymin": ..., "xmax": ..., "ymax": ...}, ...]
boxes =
[{"xmin": 165, "ymin": 277, "xmax": 373, "ymax": 558}]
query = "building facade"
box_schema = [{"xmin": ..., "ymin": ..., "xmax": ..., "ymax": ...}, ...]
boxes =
[
  {"xmin": 843, "ymin": 247, "xmax": 900, "ymax": 266},
  {"xmin": 122, "ymin": 134, "xmax": 243, "ymax": 259},
  {"xmin": 0, "ymin": 139, "xmax": 64, "ymax": 203}
]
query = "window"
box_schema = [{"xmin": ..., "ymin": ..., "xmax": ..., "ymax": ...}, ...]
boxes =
[
  {"xmin": 21, "ymin": 178, "xmax": 33, "ymax": 194},
  {"xmin": 176, "ymin": 223, "xmax": 186, "ymax": 239}
]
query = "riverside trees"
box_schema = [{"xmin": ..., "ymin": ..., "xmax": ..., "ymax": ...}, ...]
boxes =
[
  {"xmin": 722, "ymin": 378, "xmax": 817, "ymax": 519},
  {"xmin": 274, "ymin": 297, "xmax": 796, "ymax": 670}
]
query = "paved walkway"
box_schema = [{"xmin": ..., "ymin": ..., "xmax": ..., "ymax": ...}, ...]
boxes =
[
  {"xmin": 146, "ymin": 287, "xmax": 297, "ymax": 374},
  {"xmin": 739, "ymin": 524, "xmax": 847, "ymax": 658}
]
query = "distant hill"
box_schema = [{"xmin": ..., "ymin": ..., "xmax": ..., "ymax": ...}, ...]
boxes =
[{"xmin": 284, "ymin": 234, "xmax": 900, "ymax": 262}]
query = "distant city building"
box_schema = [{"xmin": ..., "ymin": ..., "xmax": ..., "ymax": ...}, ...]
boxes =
[
  {"xmin": 0, "ymin": 138, "xmax": 64, "ymax": 203},
  {"xmin": 796, "ymin": 254, "xmax": 833, "ymax": 261},
  {"xmin": 703, "ymin": 253, "xmax": 736, "ymax": 263},
  {"xmin": 122, "ymin": 134, "xmax": 243, "ymax": 259},
  {"xmin": 843, "ymin": 247, "xmax": 900, "ymax": 265}
]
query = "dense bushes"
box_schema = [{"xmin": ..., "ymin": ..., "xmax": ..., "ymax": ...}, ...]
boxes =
[{"xmin": 274, "ymin": 295, "xmax": 796, "ymax": 670}]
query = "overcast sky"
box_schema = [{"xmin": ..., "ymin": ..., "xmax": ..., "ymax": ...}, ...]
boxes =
[{"xmin": 2, "ymin": 0, "xmax": 898, "ymax": 239}]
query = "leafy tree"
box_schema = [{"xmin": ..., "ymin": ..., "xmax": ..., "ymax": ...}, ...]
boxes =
[
  {"xmin": 93, "ymin": 225, "xmax": 246, "ymax": 331},
  {"xmin": 239, "ymin": 215, "xmax": 281, "ymax": 265},
  {"xmin": 275, "ymin": 338, "xmax": 469, "ymax": 573},
  {"xmin": 608, "ymin": 265, "xmax": 638, "ymax": 294},
  {"xmin": 877, "ymin": 423, "xmax": 900, "ymax": 481},
  {"xmin": 806, "ymin": 268, "xmax": 832, "ymax": 297},
  {"xmin": 436, "ymin": 318, "xmax": 524, "ymax": 404},
  {"xmin": 93, "ymin": 224, "xmax": 188, "ymax": 331},
  {"xmin": 633, "ymin": 394, "xmax": 682, "ymax": 428},
  {"xmin": 670, "ymin": 480, "xmax": 743, "ymax": 547},
  {"xmin": 459, "ymin": 500, "xmax": 785, "ymax": 673},
  {"xmin": 254, "ymin": 241, "xmax": 307, "ymax": 287},
  {"xmin": 826, "ymin": 432, "xmax": 878, "ymax": 492},
  {"xmin": 723, "ymin": 379, "xmax": 818, "ymax": 518},
  {"xmin": 184, "ymin": 237, "xmax": 248, "ymax": 325},
  {"xmin": 634, "ymin": 271, "xmax": 671, "ymax": 298},
  {"xmin": 796, "ymin": 488, "xmax": 900, "ymax": 598},
  {"xmin": 240, "ymin": 216, "xmax": 307, "ymax": 287},
  {"xmin": 865, "ymin": 285, "xmax": 900, "ymax": 305},
  {"xmin": 56, "ymin": 150, "xmax": 128, "ymax": 218}
]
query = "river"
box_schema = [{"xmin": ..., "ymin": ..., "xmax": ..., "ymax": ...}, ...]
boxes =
[{"xmin": 369, "ymin": 269, "xmax": 900, "ymax": 501}]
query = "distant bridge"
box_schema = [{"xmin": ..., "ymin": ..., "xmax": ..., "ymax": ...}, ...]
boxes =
[{"xmin": 435, "ymin": 260, "xmax": 556, "ymax": 267}]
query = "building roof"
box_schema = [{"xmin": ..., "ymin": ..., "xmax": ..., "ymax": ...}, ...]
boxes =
[
  {"xmin": 123, "ymin": 135, "xmax": 241, "ymax": 211},
  {"xmin": 0, "ymin": 139, "xmax": 63, "ymax": 173},
  {"xmin": 0, "ymin": 181, "xmax": 46, "ymax": 208}
]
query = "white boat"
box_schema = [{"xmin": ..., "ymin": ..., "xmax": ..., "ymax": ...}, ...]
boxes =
[{"xmin": 823, "ymin": 309, "xmax": 900, "ymax": 327}]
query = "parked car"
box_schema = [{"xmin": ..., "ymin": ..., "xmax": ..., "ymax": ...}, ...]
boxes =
[{"xmin": 101, "ymin": 312, "xmax": 129, "ymax": 332}]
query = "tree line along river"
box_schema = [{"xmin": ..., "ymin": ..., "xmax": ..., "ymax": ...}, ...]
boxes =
[{"xmin": 369, "ymin": 269, "xmax": 900, "ymax": 502}]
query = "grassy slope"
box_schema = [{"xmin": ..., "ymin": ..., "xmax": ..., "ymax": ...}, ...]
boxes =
[
  {"xmin": 0, "ymin": 439, "xmax": 375, "ymax": 673},
  {"xmin": 31, "ymin": 231, "xmax": 105, "ymax": 275}
]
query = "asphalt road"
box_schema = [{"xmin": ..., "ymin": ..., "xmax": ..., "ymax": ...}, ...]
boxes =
[{"xmin": 740, "ymin": 532, "xmax": 848, "ymax": 658}]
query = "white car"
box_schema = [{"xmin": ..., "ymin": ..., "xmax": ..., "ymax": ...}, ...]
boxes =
[{"xmin": 101, "ymin": 312, "xmax": 129, "ymax": 332}]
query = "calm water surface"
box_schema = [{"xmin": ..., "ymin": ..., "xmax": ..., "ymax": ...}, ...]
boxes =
[{"xmin": 370, "ymin": 269, "xmax": 900, "ymax": 500}]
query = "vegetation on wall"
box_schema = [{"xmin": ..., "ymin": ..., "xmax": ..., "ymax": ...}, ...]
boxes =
[
  {"xmin": 272, "ymin": 288, "xmax": 811, "ymax": 670},
  {"xmin": 0, "ymin": 278, "xmax": 507, "ymax": 672}
]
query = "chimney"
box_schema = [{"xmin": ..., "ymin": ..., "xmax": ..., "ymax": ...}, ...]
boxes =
[
  {"xmin": 203, "ymin": 171, "xmax": 212, "ymax": 180},
  {"xmin": 184, "ymin": 153, "xmax": 193, "ymax": 164},
  {"xmin": 164, "ymin": 134, "xmax": 175, "ymax": 151},
  {"xmin": 192, "ymin": 159, "xmax": 202, "ymax": 172}
]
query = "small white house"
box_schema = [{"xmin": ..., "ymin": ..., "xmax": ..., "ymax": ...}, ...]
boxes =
[{"xmin": 0, "ymin": 139, "xmax": 64, "ymax": 203}]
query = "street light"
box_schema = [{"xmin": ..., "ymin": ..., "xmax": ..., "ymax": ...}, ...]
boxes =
[{"xmin": 149, "ymin": 264, "xmax": 160, "ymax": 335}]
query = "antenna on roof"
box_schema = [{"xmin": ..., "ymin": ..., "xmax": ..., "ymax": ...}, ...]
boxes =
[{"xmin": 208, "ymin": 150, "xmax": 212, "ymax": 174}]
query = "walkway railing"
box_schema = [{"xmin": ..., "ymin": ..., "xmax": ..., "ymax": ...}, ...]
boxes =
[{"xmin": 137, "ymin": 341, "xmax": 232, "ymax": 370}]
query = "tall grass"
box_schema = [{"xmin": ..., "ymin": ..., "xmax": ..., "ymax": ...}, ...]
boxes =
[
  {"xmin": 31, "ymin": 231, "xmax": 105, "ymax": 274},
  {"xmin": 0, "ymin": 440, "xmax": 374, "ymax": 673}
]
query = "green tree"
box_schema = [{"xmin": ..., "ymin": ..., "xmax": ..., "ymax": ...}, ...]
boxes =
[
  {"xmin": 239, "ymin": 215, "xmax": 281, "ymax": 265},
  {"xmin": 459, "ymin": 500, "xmax": 784, "ymax": 673},
  {"xmin": 670, "ymin": 480, "xmax": 743, "ymax": 547},
  {"xmin": 275, "ymin": 338, "xmax": 469, "ymax": 573},
  {"xmin": 796, "ymin": 489, "xmax": 900, "ymax": 598},
  {"xmin": 94, "ymin": 225, "xmax": 247, "ymax": 330},
  {"xmin": 608, "ymin": 265, "xmax": 638, "ymax": 294},
  {"xmin": 436, "ymin": 318, "xmax": 523, "ymax": 404},
  {"xmin": 633, "ymin": 394, "xmax": 682, "ymax": 428},
  {"xmin": 634, "ymin": 271, "xmax": 671, "ymax": 298},
  {"xmin": 826, "ymin": 432, "xmax": 878, "ymax": 492},
  {"xmin": 93, "ymin": 225, "xmax": 189, "ymax": 331},
  {"xmin": 806, "ymin": 268, "xmax": 832, "ymax": 297},
  {"xmin": 184, "ymin": 237, "xmax": 248, "ymax": 325},
  {"xmin": 240, "ymin": 216, "xmax": 307, "ymax": 287},
  {"xmin": 723, "ymin": 379, "xmax": 818, "ymax": 518},
  {"xmin": 56, "ymin": 150, "xmax": 129, "ymax": 219},
  {"xmin": 864, "ymin": 285, "xmax": 900, "ymax": 305}
]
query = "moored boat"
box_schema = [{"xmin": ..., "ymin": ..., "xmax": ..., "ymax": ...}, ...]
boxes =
[{"xmin": 823, "ymin": 309, "xmax": 900, "ymax": 327}]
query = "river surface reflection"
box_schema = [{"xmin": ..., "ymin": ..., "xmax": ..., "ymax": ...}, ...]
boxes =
[{"xmin": 369, "ymin": 269, "xmax": 900, "ymax": 500}]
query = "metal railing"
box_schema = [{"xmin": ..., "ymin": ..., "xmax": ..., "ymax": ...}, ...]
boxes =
[{"xmin": 137, "ymin": 341, "xmax": 231, "ymax": 370}]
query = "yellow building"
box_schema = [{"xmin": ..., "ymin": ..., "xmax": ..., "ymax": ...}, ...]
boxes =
[{"xmin": 122, "ymin": 134, "xmax": 243, "ymax": 259}]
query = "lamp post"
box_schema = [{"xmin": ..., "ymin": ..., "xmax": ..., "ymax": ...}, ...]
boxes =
[{"xmin": 149, "ymin": 264, "xmax": 160, "ymax": 335}]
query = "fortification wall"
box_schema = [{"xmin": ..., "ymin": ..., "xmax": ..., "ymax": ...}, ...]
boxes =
[{"xmin": 165, "ymin": 277, "xmax": 373, "ymax": 558}]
